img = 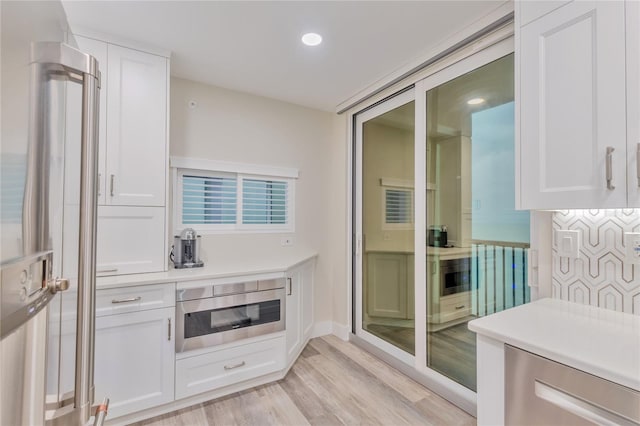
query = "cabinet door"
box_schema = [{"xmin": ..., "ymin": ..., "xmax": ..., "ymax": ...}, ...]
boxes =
[
  {"xmin": 300, "ymin": 260, "xmax": 315, "ymax": 341},
  {"xmin": 74, "ymin": 36, "xmax": 108, "ymax": 205},
  {"xmin": 96, "ymin": 206, "xmax": 166, "ymax": 276},
  {"xmin": 285, "ymin": 268, "xmax": 302, "ymax": 365},
  {"xmin": 519, "ymin": 1, "xmax": 627, "ymax": 209},
  {"xmin": 366, "ymin": 253, "xmax": 408, "ymax": 318},
  {"xmin": 94, "ymin": 307, "xmax": 175, "ymax": 419},
  {"xmin": 106, "ymin": 45, "xmax": 167, "ymax": 206},
  {"xmin": 628, "ymin": 0, "xmax": 640, "ymax": 208}
]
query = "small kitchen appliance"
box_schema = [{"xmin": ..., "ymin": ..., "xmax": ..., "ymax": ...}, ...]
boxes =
[
  {"xmin": 428, "ymin": 225, "xmax": 448, "ymax": 247},
  {"xmin": 172, "ymin": 228, "xmax": 204, "ymax": 268}
]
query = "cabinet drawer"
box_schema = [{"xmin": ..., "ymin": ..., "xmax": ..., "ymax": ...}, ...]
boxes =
[
  {"xmin": 96, "ymin": 283, "xmax": 175, "ymax": 317},
  {"xmin": 440, "ymin": 292, "xmax": 472, "ymax": 322},
  {"xmin": 440, "ymin": 292, "xmax": 471, "ymax": 309},
  {"xmin": 175, "ymin": 336, "xmax": 285, "ymax": 400}
]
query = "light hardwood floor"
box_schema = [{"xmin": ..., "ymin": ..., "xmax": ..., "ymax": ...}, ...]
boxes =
[{"xmin": 132, "ymin": 335, "xmax": 475, "ymax": 426}]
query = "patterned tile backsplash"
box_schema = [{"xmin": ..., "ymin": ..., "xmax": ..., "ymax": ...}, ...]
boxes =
[{"xmin": 552, "ymin": 209, "xmax": 640, "ymax": 315}]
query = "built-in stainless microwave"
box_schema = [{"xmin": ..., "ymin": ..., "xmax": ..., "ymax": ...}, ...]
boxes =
[
  {"xmin": 440, "ymin": 257, "xmax": 471, "ymax": 296},
  {"xmin": 175, "ymin": 279, "xmax": 285, "ymax": 353}
]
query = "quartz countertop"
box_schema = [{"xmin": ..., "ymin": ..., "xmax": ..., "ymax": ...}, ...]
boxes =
[
  {"xmin": 96, "ymin": 250, "xmax": 317, "ymax": 290},
  {"xmin": 468, "ymin": 298, "xmax": 640, "ymax": 391}
]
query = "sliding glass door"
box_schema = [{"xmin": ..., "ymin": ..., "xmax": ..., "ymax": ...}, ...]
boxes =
[
  {"xmin": 353, "ymin": 43, "xmax": 530, "ymax": 398},
  {"xmin": 422, "ymin": 53, "xmax": 529, "ymax": 391},
  {"xmin": 355, "ymin": 90, "xmax": 416, "ymax": 363}
]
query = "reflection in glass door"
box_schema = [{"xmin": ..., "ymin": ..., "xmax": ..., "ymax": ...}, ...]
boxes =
[
  {"xmin": 424, "ymin": 53, "xmax": 530, "ymax": 391},
  {"xmin": 356, "ymin": 91, "xmax": 416, "ymax": 358}
]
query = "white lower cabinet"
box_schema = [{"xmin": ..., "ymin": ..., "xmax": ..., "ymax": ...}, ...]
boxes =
[
  {"xmin": 94, "ymin": 294, "xmax": 175, "ymax": 419},
  {"xmin": 175, "ymin": 336, "xmax": 285, "ymax": 400},
  {"xmin": 285, "ymin": 259, "xmax": 315, "ymax": 365}
]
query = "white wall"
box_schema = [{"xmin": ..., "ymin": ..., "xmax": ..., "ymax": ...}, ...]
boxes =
[
  {"xmin": 363, "ymin": 121, "xmax": 414, "ymax": 252},
  {"xmin": 170, "ymin": 77, "xmax": 340, "ymax": 324}
]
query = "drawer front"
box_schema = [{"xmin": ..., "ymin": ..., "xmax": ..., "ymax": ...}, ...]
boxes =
[
  {"xmin": 440, "ymin": 292, "xmax": 471, "ymax": 322},
  {"xmin": 440, "ymin": 292, "xmax": 471, "ymax": 309},
  {"xmin": 175, "ymin": 336, "xmax": 285, "ymax": 399},
  {"xmin": 96, "ymin": 283, "xmax": 175, "ymax": 317},
  {"xmin": 506, "ymin": 345, "xmax": 640, "ymax": 425}
]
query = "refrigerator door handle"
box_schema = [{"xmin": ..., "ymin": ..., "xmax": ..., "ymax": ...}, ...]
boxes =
[{"xmin": 31, "ymin": 42, "xmax": 101, "ymax": 426}]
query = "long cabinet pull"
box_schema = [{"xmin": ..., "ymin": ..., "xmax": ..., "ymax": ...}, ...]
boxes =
[
  {"xmin": 287, "ymin": 277, "xmax": 292, "ymax": 296},
  {"xmin": 606, "ymin": 146, "xmax": 615, "ymax": 190},
  {"xmin": 455, "ymin": 305, "xmax": 466, "ymax": 310},
  {"xmin": 224, "ymin": 361, "xmax": 246, "ymax": 370},
  {"xmin": 110, "ymin": 174, "xmax": 115, "ymax": 196},
  {"xmin": 168, "ymin": 318, "xmax": 171, "ymax": 341},
  {"xmin": 97, "ymin": 268, "xmax": 118, "ymax": 273},
  {"xmin": 111, "ymin": 296, "xmax": 141, "ymax": 304},
  {"xmin": 98, "ymin": 173, "xmax": 102, "ymax": 196},
  {"xmin": 636, "ymin": 143, "xmax": 640, "ymax": 187}
]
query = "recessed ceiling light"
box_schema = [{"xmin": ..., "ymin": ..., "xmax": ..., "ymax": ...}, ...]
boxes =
[
  {"xmin": 467, "ymin": 98, "xmax": 485, "ymax": 105},
  {"xmin": 301, "ymin": 33, "xmax": 322, "ymax": 46}
]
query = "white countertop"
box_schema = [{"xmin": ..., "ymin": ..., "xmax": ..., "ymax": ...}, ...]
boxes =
[
  {"xmin": 427, "ymin": 246, "xmax": 472, "ymax": 257},
  {"xmin": 96, "ymin": 250, "xmax": 317, "ymax": 290},
  {"xmin": 468, "ymin": 298, "xmax": 640, "ymax": 391}
]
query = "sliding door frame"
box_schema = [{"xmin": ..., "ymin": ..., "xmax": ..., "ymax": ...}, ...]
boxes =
[
  {"xmin": 413, "ymin": 39, "xmax": 516, "ymax": 403},
  {"xmin": 349, "ymin": 33, "xmax": 531, "ymax": 413},
  {"xmin": 354, "ymin": 88, "xmax": 416, "ymax": 366}
]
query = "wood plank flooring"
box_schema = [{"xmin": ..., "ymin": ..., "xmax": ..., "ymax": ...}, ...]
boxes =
[
  {"xmin": 365, "ymin": 322, "xmax": 477, "ymax": 391},
  {"xmin": 132, "ymin": 335, "xmax": 475, "ymax": 426}
]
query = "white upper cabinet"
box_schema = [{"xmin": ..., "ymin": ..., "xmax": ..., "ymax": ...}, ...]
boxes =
[
  {"xmin": 75, "ymin": 34, "xmax": 170, "ymax": 275},
  {"xmin": 627, "ymin": 1, "xmax": 640, "ymax": 208},
  {"xmin": 518, "ymin": 1, "xmax": 629, "ymax": 209},
  {"xmin": 106, "ymin": 45, "xmax": 167, "ymax": 206}
]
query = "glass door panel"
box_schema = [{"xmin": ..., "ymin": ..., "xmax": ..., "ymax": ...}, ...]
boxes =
[
  {"xmin": 359, "ymin": 98, "xmax": 416, "ymax": 355},
  {"xmin": 425, "ymin": 53, "xmax": 530, "ymax": 390}
]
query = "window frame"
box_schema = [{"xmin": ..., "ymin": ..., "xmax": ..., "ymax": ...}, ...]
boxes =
[
  {"xmin": 172, "ymin": 160, "xmax": 296, "ymax": 235},
  {"xmin": 380, "ymin": 178, "xmax": 414, "ymax": 230}
]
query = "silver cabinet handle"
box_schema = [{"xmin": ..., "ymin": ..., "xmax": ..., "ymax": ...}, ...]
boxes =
[
  {"xmin": 287, "ymin": 277, "xmax": 292, "ymax": 296},
  {"xmin": 535, "ymin": 381, "xmax": 636, "ymax": 426},
  {"xmin": 97, "ymin": 268, "xmax": 118, "ymax": 273},
  {"xmin": 636, "ymin": 143, "xmax": 640, "ymax": 187},
  {"xmin": 224, "ymin": 361, "xmax": 246, "ymax": 370},
  {"xmin": 111, "ymin": 296, "xmax": 141, "ymax": 304},
  {"xmin": 606, "ymin": 146, "xmax": 615, "ymax": 190},
  {"xmin": 109, "ymin": 174, "xmax": 115, "ymax": 196},
  {"xmin": 455, "ymin": 305, "xmax": 465, "ymax": 310},
  {"xmin": 168, "ymin": 318, "xmax": 171, "ymax": 341},
  {"xmin": 98, "ymin": 173, "xmax": 102, "ymax": 196}
]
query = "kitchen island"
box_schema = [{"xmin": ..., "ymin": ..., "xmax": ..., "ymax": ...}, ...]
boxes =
[{"xmin": 469, "ymin": 298, "xmax": 640, "ymax": 425}]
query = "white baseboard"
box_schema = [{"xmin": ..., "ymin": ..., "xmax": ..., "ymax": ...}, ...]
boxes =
[
  {"xmin": 311, "ymin": 321, "xmax": 350, "ymax": 341},
  {"xmin": 331, "ymin": 322, "xmax": 350, "ymax": 341},
  {"xmin": 311, "ymin": 321, "xmax": 333, "ymax": 338}
]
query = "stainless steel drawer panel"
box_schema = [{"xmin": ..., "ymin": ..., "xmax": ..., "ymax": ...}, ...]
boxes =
[
  {"xmin": 505, "ymin": 345, "xmax": 640, "ymax": 426},
  {"xmin": 258, "ymin": 279, "xmax": 285, "ymax": 291},
  {"xmin": 177, "ymin": 286, "xmax": 213, "ymax": 302},
  {"xmin": 213, "ymin": 281, "xmax": 258, "ymax": 296}
]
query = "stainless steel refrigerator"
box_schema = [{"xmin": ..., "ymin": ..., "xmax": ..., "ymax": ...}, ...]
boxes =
[{"xmin": 1, "ymin": 1, "xmax": 103, "ymax": 425}]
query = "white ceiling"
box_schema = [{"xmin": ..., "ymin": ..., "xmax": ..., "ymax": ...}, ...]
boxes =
[{"xmin": 62, "ymin": 1, "xmax": 506, "ymax": 112}]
